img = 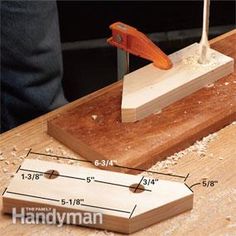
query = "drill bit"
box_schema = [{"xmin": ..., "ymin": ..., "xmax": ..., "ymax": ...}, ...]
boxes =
[{"xmin": 198, "ymin": 0, "xmax": 211, "ymax": 64}]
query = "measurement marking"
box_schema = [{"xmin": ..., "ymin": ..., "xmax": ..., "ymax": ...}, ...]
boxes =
[
  {"xmin": 2, "ymin": 187, "xmax": 7, "ymax": 196},
  {"xmin": 6, "ymin": 191, "xmax": 60, "ymax": 202},
  {"xmin": 58, "ymin": 173, "xmax": 85, "ymax": 181},
  {"xmin": 129, "ymin": 204, "xmax": 137, "ymax": 219},
  {"xmin": 25, "ymin": 148, "xmax": 32, "ymax": 157},
  {"xmin": 189, "ymin": 182, "xmax": 201, "ymax": 189},
  {"xmin": 19, "ymin": 168, "xmax": 85, "ymax": 181},
  {"xmin": 134, "ymin": 176, "xmax": 144, "ymax": 193},
  {"xmin": 184, "ymin": 173, "xmax": 190, "ymax": 182},
  {"xmin": 94, "ymin": 179, "xmax": 151, "ymax": 192},
  {"xmin": 114, "ymin": 164, "xmax": 186, "ymax": 179},
  {"xmin": 19, "ymin": 168, "xmax": 150, "ymax": 192},
  {"xmin": 19, "ymin": 168, "xmax": 152, "ymax": 192},
  {"xmin": 49, "ymin": 170, "xmax": 55, "ymax": 179},
  {"xmin": 19, "ymin": 168, "xmax": 150, "ymax": 191},
  {"xmin": 15, "ymin": 165, "xmax": 21, "ymax": 173},
  {"xmin": 184, "ymin": 183, "xmax": 193, "ymax": 193},
  {"xmin": 81, "ymin": 203, "xmax": 130, "ymax": 214},
  {"xmin": 28, "ymin": 150, "xmax": 187, "ymax": 179},
  {"xmin": 30, "ymin": 151, "xmax": 92, "ymax": 163}
]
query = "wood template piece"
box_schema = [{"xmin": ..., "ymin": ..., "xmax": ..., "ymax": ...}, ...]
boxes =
[
  {"xmin": 122, "ymin": 43, "xmax": 234, "ymax": 122},
  {"xmin": 2, "ymin": 159, "xmax": 193, "ymax": 234},
  {"xmin": 47, "ymin": 35, "xmax": 236, "ymax": 174}
]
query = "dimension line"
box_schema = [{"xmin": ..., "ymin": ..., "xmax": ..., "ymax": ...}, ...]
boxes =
[
  {"xmin": 6, "ymin": 191, "xmax": 60, "ymax": 202},
  {"xmin": 129, "ymin": 204, "xmax": 137, "ymax": 219},
  {"xmin": 94, "ymin": 179, "xmax": 151, "ymax": 192},
  {"xmin": 184, "ymin": 173, "xmax": 190, "ymax": 182},
  {"xmin": 20, "ymin": 168, "xmax": 86, "ymax": 181},
  {"xmin": 184, "ymin": 183, "xmax": 194, "ymax": 193},
  {"xmin": 27, "ymin": 150, "xmax": 187, "ymax": 179},
  {"xmin": 80, "ymin": 203, "xmax": 131, "ymax": 214},
  {"xmin": 30, "ymin": 151, "xmax": 92, "ymax": 163},
  {"xmin": 134, "ymin": 176, "xmax": 144, "ymax": 193},
  {"xmin": 19, "ymin": 168, "xmax": 151, "ymax": 192},
  {"xmin": 114, "ymin": 164, "xmax": 186, "ymax": 179},
  {"xmin": 189, "ymin": 182, "xmax": 201, "ymax": 189},
  {"xmin": 25, "ymin": 148, "xmax": 32, "ymax": 158},
  {"xmin": 15, "ymin": 165, "xmax": 21, "ymax": 174},
  {"xmin": 2, "ymin": 187, "xmax": 7, "ymax": 196}
]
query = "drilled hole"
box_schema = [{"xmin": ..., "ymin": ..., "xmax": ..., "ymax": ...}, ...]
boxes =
[
  {"xmin": 44, "ymin": 170, "xmax": 59, "ymax": 179},
  {"xmin": 129, "ymin": 183, "xmax": 145, "ymax": 193}
]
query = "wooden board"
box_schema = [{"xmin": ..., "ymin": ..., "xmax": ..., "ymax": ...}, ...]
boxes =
[
  {"xmin": 122, "ymin": 43, "xmax": 234, "ymax": 122},
  {"xmin": 47, "ymin": 32, "xmax": 236, "ymax": 174},
  {"xmin": 2, "ymin": 159, "xmax": 193, "ymax": 234}
]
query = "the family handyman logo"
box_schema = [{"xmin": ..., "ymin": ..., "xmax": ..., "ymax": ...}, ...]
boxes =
[{"xmin": 12, "ymin": 207, "xmax": 103, "ymax": 227}]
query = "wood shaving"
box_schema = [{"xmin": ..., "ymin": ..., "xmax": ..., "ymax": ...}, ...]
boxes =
[
  {"xmin": 12, "ymin": 146, "xmax": 17, "ymax": 151},
  {"xmin": 4, "ymin": 161, "xmax": 10, "ymax": 165},
  {"xmin": 3, "ymin": 168, "xmax": 8, "ymax": 173},
  {"xmin": 149, "ymin": 131, "xmax": 218, "ymax": 172},
  {"xmin": 19, "ymin": 155, "xmax": 25, "ymax": 160},
  {"xmin": 45, "ymin": 147, "xmax": 53, "ymax": 154},
  {"xmin": 68, "ymin": 160, "xmax": 75, "ymax": 165},
  {"xmin": 0, "ymin": 157, "xmax": 5, "ymax": 161},
  {"xmin": 60, "ymin": 150, "xmax": 67, "ymax": 156},
  {"xmin": 12, "ymin": 161, "xmax": 17, "ymax": 165},
  {"xmin": 11, "ymin": 152, "xmax": 16, "ymax": 157},
  {"xmin": 182, "ymin": 51, "xmax": 219, "ymax": 69},
  {"xmin": 91, "ymin": 115, "xmax": 98, "ymax": 120},
  {"xmin": 206, "ymin": 83, "xmax": 214, "ymax": 88},
  {"xmin": 154, "ymin": 110, "xmax": 162, "ymax": 115}
]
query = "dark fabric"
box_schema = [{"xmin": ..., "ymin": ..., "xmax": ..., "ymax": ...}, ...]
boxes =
[{"xmin": 1, "ymin": 1, "xmax": 67, "ymax": 132}]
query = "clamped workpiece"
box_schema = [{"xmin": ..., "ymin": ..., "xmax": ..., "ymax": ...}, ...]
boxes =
[{"xmin": 108, "ymin": 22, "xmax": 172, "ymax": 80}]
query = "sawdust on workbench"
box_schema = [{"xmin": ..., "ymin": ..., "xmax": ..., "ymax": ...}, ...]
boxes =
[
  {"xmin": 138, "ymin": 121, "xmax": 236, "ymax": 181},
  {"xmin": 1, "ymin": 122, "xmax": 235, "ymax": 235},
  {"xmin": 1, "ymin": 121, "xmax": 235, "ymax": 176}
]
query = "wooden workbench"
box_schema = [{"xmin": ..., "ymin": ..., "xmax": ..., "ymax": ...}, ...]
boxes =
[{"xmin": 0, "ymin": 30, "xmax": 236, "ymax": 236}]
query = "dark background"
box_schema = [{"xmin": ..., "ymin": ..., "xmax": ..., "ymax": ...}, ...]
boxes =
[{"xmin": 57, "ymin": 1, "xmax": 236, "ymax": 101}]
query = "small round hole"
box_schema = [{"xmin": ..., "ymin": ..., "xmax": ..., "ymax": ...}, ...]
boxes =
[
  {"xmin": 44, "ymin": 170, "xmax": 59, "ymax": 179},
  {"xmin": 129, "ymin": 183, "xmax": 145, "ymax": 193}
]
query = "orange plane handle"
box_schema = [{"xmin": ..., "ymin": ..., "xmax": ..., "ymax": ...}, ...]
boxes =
[{"xmin": 107, "ymin": 22, "xmax": 172, "ymax": 70}]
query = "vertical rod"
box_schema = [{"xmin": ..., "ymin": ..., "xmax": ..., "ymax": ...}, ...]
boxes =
[
  {"xmin": 199, "ymin": 0, "xmax": 211, "ymax": 64},
  {"xmin": 117, "ymin": 49, "xmax": 129, "ymax": 80}
]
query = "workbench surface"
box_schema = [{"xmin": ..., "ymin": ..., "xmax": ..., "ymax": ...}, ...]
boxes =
[{"xmin": 0, "ymin": 30, "xmax": 236, "ymax": 236}]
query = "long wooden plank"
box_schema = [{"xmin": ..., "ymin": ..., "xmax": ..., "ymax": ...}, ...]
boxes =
[
  {"xmin": 47, "ymin": 33, "xmax": 236, "ymax": 174},
  {"xmin": 2, "ymin": 159, "xmax": 193, "ymax": 234},
  {"xmin": 122, "ymin": 43, "xmax": 234, "ymax": 122}
]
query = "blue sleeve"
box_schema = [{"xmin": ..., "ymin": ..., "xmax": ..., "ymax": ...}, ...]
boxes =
[{"xmin": 1, "ymin": 1, "xmax": 67, "ymax": 132}]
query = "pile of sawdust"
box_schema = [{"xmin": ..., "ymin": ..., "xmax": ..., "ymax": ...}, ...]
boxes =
[{"xmin": 149, "ymin": 132, "xmax": 218, "ymax": 172}]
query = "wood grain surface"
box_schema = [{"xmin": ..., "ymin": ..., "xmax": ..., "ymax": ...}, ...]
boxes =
[
  {"xmin": 121, "ymin": 43, "xmax": 234, "ymax": 122},
  {"xmin": 0, "ymin": 30, "xmax": 236, "ymax": 236},
  {"xmin": 2, "ymin": 159, "xmax": 193, "ymax": 234},
  {"xmin": 48, "ymin": 34, "xmax": 236, "ymax": 173}
]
